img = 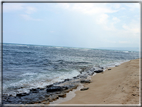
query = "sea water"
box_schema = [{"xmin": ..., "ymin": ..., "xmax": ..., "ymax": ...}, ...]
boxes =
[{"xmin": 3, "ymin": 43, "xmax": 139, "ymax": 96}]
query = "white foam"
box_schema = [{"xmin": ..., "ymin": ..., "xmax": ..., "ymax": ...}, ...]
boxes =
[
  {"xmin": 4, "ymin": 69, "xmax": 81, "ymax": 95},
  {"xmin": 52, "ymin": 70, "xmax": 80, "ymax": 83},
  {"xmin": 123, "ymin": 51, "xmax": 129, "ymax": 53},
  {"xmin": 20, "ymin": 72, "xmax": 37, "ymax": 77}
]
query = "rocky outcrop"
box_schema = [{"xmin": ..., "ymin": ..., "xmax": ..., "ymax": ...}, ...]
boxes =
[
  {"xmin": 16, "ymin": 92, "xmax": 29, "ymax": 97},
  {"xmin": 80, "ymin": 87, "xmax": 89, "ymax": 91},
  {"xmin": 3, "ymin": 66, "xmax": 106, "ymax": 104},
  {"xmin": 80, "ymin": 79, "xmax": 91, "ymax": 83},
  {"xmin": 94, "ymin": 69, "xmax": 103, "ymax": 73},
  {"xmin": 57, "ymin": 92, "xmax": 66, "ymax": 98},
  {"xmin": 48, "ymin": 95, "xmax": 59, "ymax": 101},
  {"xmin": 46, "ymin": 86, "xmax": 63, "ymax": 92},
  {"xmin": 30, "ymin": 88, "xmax": 39, "ymax": 93}
]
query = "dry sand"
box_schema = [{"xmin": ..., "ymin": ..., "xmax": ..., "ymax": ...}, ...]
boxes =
[{"xmin": 58, "ymin": 59, "xmax": 140, "ymax": 105}]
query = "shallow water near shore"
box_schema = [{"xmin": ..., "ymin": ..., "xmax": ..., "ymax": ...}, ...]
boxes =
[{"xmin": 3, "ymin": 43, "xmax": 139, "ymax": 96}]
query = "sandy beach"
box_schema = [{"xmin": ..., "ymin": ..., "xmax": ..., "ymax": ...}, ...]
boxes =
[{"xmin": 58, "ymin": 59, "xmax": 140, "ymax": 105}]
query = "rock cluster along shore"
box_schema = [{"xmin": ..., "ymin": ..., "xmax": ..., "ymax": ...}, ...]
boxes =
[{"xmin": 3, "ymin": 67, "xmax": 104, "ymax": 104}]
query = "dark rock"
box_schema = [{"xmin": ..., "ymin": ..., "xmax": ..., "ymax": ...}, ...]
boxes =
[
  {"xmin": 27, "ymin": 97, "xmax": 40, "ymax": 103},
  {"xmin": 46, "ymin": 86, "xmax": 63, "ymax": 92},
  {"xmin": 64, "ymin": 85, "xmax": 78, "ymax": 92},
  {"xmin": 3, "ymin": 94, "xmax": 9, "ymax": 101},
  {"xmin": 42, "ymin": 100, "xmax": 50, "ymax": 104},
  {"xmin": 37, "ymin": 87, "xmax": 45, "ymax": 90},
  {"xmin": 48, "ymin": 95, "xmax": 59, "ymax": 102},
  {"xmin": 94, "ymin": 69, "xmax": 103, "ymax": 73},
  {"xmin": 46, "ymin": 84, "xmax": 53, "ymax": 88},
  {"xmin": 64, "ymin": 78, "xmax": 70, "ymax": 82},
  {"xmin": 16, "ymin": 92, "xmax": 29, "ymax": 97},
  {"xmin": 73, "ymin": 76, "xmax": 77, "ymax": 79},
  {"xmin": 80, "ymin": 79, "xmax": 91, "ymax": 83},
  {"xmin": 62, "ymin": 86, "xmax": 68, "ymax": 90},
  {"xmin": 64, "ymin": 84, "xmax": 78, "ymax": 89},
  {"xmin": 78, "ymin": 74, "xmax": 88, "ymax": 79},
  {"xmin": 80, "ymin": 87, "xmax": 89, "ymax": 91},
  {"xmin": 108, "ymin": 68, "xmax": 111, "ymax": 70},
  {"xmin": 58, "ymin": 92, "xmax": 66, "ymax": 98},
  {"xmin": 87, "ymin": 71, "xmax": 94, "ymax": 75},
  {"xmin": 132, "ymin": 94, "xmax": 136, "ymax": 96},
  {"xmin": 7, "ymin": 96, "xmax": 21, "ymax": 103},
  {"xmin": 30, "ymin": 88, "xmax": 39, "ymax": 93},
  {"xmin": 71, "ymin": 81, "xmax": 80, "ymax": 84}
]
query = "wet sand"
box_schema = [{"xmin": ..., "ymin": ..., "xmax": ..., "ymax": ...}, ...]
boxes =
[{"xmin": 59, "ymin": 59, "xmax": 140, "ymax": 105}]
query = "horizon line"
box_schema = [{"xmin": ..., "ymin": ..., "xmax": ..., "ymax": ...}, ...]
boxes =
[{"xmin": 3, "ymin": 42, "xmax": 139, "ymax": 51}]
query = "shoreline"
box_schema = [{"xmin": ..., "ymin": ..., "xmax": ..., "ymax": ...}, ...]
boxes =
[
  {"xmin": 56, "ymin": 58, "xmax": 140, "ymax": 105},
  {"xmin": 3, "ymin": 59, "xmax": 140, "ymax": 105}
]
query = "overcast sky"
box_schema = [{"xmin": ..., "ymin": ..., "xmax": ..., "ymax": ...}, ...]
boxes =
[{"xmin": 3, "ymin": 3, "xmax": 140, "ymax": 48}]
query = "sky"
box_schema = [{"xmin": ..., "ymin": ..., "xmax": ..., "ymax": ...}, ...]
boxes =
[{"xmin": 3, "ymin": 2, "xmax": 140, "ymax": 49}]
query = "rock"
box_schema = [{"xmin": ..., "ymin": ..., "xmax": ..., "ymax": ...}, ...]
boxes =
[
  {"xmin": 100, "ymin": 67, "xmax": 104, "ymax": 69},
  {"xmin": 80, "ymin": 87, "xmax": 89, "ymax": 91},
  {"xmin": 3, "ymin": 94, "xmax": 9, "ymax": 101},
  {"xmin": 58, "ymin": 92, "xmax": 66, "ymax": 98},
  {"xmin": 94, "ymin": 69, "xmax": 103, "ymax": 73},
  {"xmin": 63, "ymin": 84, "xmax": 78, "ymax": 90},
  {"xmin": 7, "ymin": 96, "xmax": 21, "ymax": 104},
  {"xmin": 108, "ymin": 68, "xmax": 111, "ymax": 70},
  {"xmin": 16, "ymin": 92, "xmax": 29, "ymax": 97},
  {"xmin": 87, "ymin": 70, "xmax": 94, "ymax": 76},
  {"xmin": 48, "ymin": 95, "xmax": 59, "ymax": 102},
  {"xmin": 73, "ymin": 76, "xmax": 81, "ymax": 79},
  {"xmin": 30, "ymin": 88, "xmax": 39, "ymax": 93},
  {"xmin": 64, "ymin": 78, "xmax": 70, "ymax": 82},
  {"xmin": 46, "ymin": 86, "xmax": 63, "ymax": 92},
  {"xmin": 71, "ymin": 85, "xmax": 78, "ymax": 89},
  {"xmin": 42, "ymin": 100, "xmax": 50, "ymax": 104},
  {"xmin": 64, "ymin": 84, "xmax": 78, "ymax": 92},
  {"xmin": 90, "ymin": 67, "xmax": 95, "ymax": 71},
  {"xmin": 80, "ymin": 79, "xmax": 91, "ymax": 83},
  {"xmin": 78, "ymin": 74, "xmax": 88, "ymax": 79},
  {"xmin": 37, "ymin": 87, "xmax": 45, "ymax": 90},
  {"xmin": 132, "ymin": 94, "xmax": 136, "ymax": 96},
  {"xmin": 46, "ymin": 84, "xmax": 53, "ymax": 88},
  {"xmin": 73, "ymin": 76, "xmax": 78, "ymax": 79}
]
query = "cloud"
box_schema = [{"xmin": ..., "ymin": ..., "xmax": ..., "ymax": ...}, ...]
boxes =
[
  {"xmin": 112, "ymin": 17, "xmax": 120, "ymax": 23},
  {"xmin": 3, "ymin": 3, "xmax": 40, "ymax": 21},
  {"xmin": 25, "ymin": 6, "xmax": 36, "ymax": 14},
  {"xmin": 122, "ymin": 21, "xmax": 140, "ymax": 34},
  {"xmin": 3, "ymin": 3, "xmax": 37, "ymax": 14},
  {"xmin": 96, "ymin": 13, "xmax": 109, "ymax": 24},
  {"xmin": 3, "ymin": 3, "xmax": 24, "ymax": 12},
  {"xmin": 58, "ymin": 3, "xmax": 118, "ymax": 15},
  {"xmin": 21, "ymin": 14, "xmax": 41, "ymax": 21},
  {"xmin": 56, "ymin": 3, "xmax": 140, "ymax": 46},
  {"xmin": 57, "ymin": 3, "xmax": 120, "ymax": 32}
]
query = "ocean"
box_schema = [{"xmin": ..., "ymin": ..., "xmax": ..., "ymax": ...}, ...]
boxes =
[{"xmin": 3, "ymin": 43, "xmax": 139, "ymax": 96}]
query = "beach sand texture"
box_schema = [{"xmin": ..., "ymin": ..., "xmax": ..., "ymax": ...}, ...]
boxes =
[{"xmin": 60, "ymin": 59, "xmax": 140, "ymax": 104}]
